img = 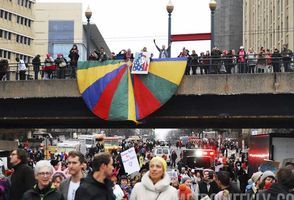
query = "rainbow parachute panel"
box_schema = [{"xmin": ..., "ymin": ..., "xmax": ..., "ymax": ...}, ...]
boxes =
[{"xmin": 77, "ymin": 58, "xmax": 187, "ymax": 122}]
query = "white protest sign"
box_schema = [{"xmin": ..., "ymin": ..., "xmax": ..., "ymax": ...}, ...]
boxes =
[{"xmin": 121, "ymin": 147, "xmax": 140, "ymax": 174}]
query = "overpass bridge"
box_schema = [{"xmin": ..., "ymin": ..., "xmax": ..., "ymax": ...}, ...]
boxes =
[{"xmin": 1, "ymin": 73, "xmax": 294, "ymax": 128}]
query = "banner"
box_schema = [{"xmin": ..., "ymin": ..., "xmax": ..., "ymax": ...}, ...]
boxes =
[
  {"xmin": 121, "ymin": 147, "xmax": 140, "ymax": 174},
  {"xmin": 131, "ymin": 52, "xmax": 151, "ymax": 74}
]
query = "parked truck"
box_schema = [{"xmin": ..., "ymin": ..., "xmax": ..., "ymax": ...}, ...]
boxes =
[{"xmin": 248, "ymin": 133, "xmax": 294, "ymax": 176}]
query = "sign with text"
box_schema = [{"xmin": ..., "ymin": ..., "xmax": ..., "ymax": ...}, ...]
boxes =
[{"xmin": 121, "ymin": 147, "xmax": 140, "ymax": 174}]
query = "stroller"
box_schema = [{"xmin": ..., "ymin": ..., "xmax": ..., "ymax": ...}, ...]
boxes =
[{"xmin": 0, "ymin": 59, "xmax": 9, "ymax": 81}]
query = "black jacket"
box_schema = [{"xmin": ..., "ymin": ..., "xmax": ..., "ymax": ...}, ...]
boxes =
[
  {"xmin": 22, "ymin": 184, "xmax": 64, "ymax": 200},
  {"xmin": 198, "ymin": 180, "xmax": 220, "ymax": 199},
  {"xmin": 10, "ymin": 162, "xmax": 35, "ymax": 200},
  {"xmin": 256, "ymin": 183, "xmax": 294, "ymax": 200},
  {"xmin": 74, "ymin": 175, "xmax": 115, "ymax": 200}
]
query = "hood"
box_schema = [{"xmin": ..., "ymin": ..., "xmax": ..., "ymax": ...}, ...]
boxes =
[
  {"xmin": 179, "ymin": 184, "xmax": 189, "ymax": 191},
  {"xmin": 141, "ymin": 171, "xmax": 171, "ymax": 193}
]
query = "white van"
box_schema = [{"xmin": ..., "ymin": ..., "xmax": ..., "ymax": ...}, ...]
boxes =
[{"xmin": 153, "ymin": 146, "xmax": 171, "ymax": 165}]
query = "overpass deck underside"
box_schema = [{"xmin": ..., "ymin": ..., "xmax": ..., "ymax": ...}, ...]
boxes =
[{"xmin": 0, "ymin": 94, "xmax": 293, "ymax": 128}]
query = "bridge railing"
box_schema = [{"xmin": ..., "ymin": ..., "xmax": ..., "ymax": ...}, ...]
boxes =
[
  {"xmin": 0, "ymin": 56, "xmax": 293, "ymax": 81},
  {"xmin": 0, "ymin": 61, "xmax": 76, "ymax": 81}
]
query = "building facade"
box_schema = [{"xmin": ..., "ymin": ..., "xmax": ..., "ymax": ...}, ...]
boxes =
[
  {"xmin": 243, "ymin": 0, "xmax": 294, "ymax": 51},
  {"xmin": 0, "ymin": 0, "xmax": 35, "ymax": 62},
  {"xmin": 34, "ymin": 3, "xmax": 110, "ymax": 62},
  {"xmin": 214, "ymin": 0, "xmax": 243, "ymax": 51},
  {"xmin": 34, "ymin": 3, "xmax": 85, "ymax": 61}
]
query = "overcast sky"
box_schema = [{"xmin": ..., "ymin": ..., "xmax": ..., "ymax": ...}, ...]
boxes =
[{"xmin": 37, "ymin": 0, "xmax": 211, "ymax": 57}]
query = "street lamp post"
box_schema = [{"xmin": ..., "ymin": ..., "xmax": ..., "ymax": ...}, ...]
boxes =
[
  {"xmin": 166, "ymin": 0, "xmax": 174, "ymax": 58},
  {"xmin": 209, "ymin": 0, "xmax": 217, "ymax": 51},
  {"xmin": 209, "ymin": 0, "xmax": 217, "ymax": 73},
  {"xmin": 85, "ymin": 6, "xmax": 92, "ymax": 60}
]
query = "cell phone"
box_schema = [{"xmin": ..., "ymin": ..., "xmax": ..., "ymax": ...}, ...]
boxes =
[{"xmin": 208, "ymin": 171, "xmax": 214, "ymax": 179}]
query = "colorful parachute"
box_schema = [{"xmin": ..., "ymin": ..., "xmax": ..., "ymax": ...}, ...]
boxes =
[{"xmin": 77, "ymin": 58, "xmax": 187, "ymax": 122}]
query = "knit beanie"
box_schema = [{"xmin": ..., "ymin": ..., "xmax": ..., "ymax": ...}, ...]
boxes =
[
  {"xmin": 150, "ymin": 157, "xmax": 167, "ymax": 172},
  {"xmin": 260, "ymin": 170, "xmax": 276, "ymax": 182},
  {"xmin": 181, "ymin": 176, "xmax": 192, "ymax": 184},
  {"xmin": 251, "ymin": 171, "xmax": 263, "ymax": 183}
]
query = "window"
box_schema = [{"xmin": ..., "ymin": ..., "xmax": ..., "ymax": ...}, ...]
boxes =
[
  {"xmin": 0, "ymin": 30, "xmax": 2, "ymax": 38},
  {"xmin": 156, "ymin": 149, "xmax": 163, "ymax": 154},
  {"xmin": 17, "ymin": 16, "xmax": 20, "ymax": 23},
  {"xmin": 8, "ymin": 52, "xmax": 11, "ymax": 59},
  {"xmin": 16, "ymin": 35, "xmax": 19, "ymax": 42},
  {"xmin": 28, "ymin": 20, "xmax": 31, "ymax": 27},
  {"xmin": 0, "ymin": 50, "xmax": 2, "ymax": 57},
  {"xmin": 0, "ymin": 10, "xmax": 3, "ymax": 18},
  {"xmin": 8, "ymin": 13, "xmax": 12, "ymax": 21},
  {"xmin": 28, "ymin": 38, "xmax": 31, "ymax": 45},
  {"xmin": 28, "ymin": 1, "xmax": 31, "ymax": 9},
  {"xmin": 8, "ymin": 32, "xmax": 11, "ymax": 40},
  {"xmin": 4, "ymin": 11, "xmax": 8, "ymax": 20}
]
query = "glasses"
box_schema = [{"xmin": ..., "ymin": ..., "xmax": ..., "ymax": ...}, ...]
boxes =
[{"xmin": 38, "ymin": 172, "xmax": 52, "ymax": 177}]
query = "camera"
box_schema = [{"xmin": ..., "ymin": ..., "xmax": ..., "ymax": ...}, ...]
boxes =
[{"xmin": 208, "ymin": 171, "xmax": 214, "ymax": 179}]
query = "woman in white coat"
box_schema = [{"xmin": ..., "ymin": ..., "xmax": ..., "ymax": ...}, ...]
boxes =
[{"xmin": 130, "ymin": 157, "xmax": 178, "ymax": 200}]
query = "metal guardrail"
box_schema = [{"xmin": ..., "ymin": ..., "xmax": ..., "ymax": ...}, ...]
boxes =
[{"xmin": 0, "ymin": 57, "xmax": 294, "ymax": 81}]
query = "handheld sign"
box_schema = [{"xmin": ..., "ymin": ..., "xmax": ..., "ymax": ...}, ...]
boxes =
[
  {"xmin": 121, "ymin": 147, "xmax": 140, "ymax": 174},
  {"xmin": 131, "ymin": 52, "xmax": 151, "ymax": 74}
]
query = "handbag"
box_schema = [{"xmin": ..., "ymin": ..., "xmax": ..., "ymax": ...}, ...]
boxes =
[{"xmin": 59, "ymin": 61, "xmax": 67, "ymax": 67}]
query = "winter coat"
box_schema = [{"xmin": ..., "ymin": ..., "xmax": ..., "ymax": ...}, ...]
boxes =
[
  {"xmin": 130, "ymin": 171, "xmax": 178, "ymax": 200},
  {"xmin": 74, "ymin": 175, "xmax": 115, "ymax": 200},
  {"xmin": 256, "ymin": 183, "xmax": 294, "ymax": 200},
  {"xmin": 22, "ymin": 184, "xmax": 64, "ymax": 200},
  {"xmin": 10, "ymin": 162, "xmax": 35, "ymax": 200}
]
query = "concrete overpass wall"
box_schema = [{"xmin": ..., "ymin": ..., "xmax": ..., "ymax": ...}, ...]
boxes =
[{"xmin": 1, "ymin": 73, "xmax": 294, "ymax": 98}]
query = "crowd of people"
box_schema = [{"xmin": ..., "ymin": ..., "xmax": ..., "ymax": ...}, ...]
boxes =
[
  {"xmin": 0, "ymin": 42, "xmax": 293, "ymax": 81},
  {"xmin": 0, "ymin": 136, "xmax": 293, "ymax": 200}
]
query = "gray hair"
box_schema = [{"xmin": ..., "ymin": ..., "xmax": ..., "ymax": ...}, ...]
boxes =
[{"xmin": 34, "ymin": 160, "xmax": 54, "ymax": 176}]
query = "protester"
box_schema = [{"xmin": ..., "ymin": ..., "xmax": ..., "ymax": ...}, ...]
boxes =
[
  {"xmin": 246, "ymin": 171, "xmax": 263, "ymax": 200},
  {"xmin": 15, "ymin": 57, "xmax": 26, "ymax": 80},
  {"xmin": 111, "ymin": 175, "xmax": 124, "ymax": 200},
  {"xmin": 74, "ymin": 152, "xmax": 115, "ymax": 200},
  {"xmin": 22, "ymin": 160, "xmax": 64, "ymax": 200},
  {"xmin": 120, "ymin": 175, "xmax": 131, "ymax": 200},
  {"xmin": 32, "ymin": 55, "xmax": 41, "ymax": 80},
  {"xmin": 256, "ymin": 168, "xmax": 294, "ymax": 200},
  {"xmin": 153, "ymin": 39, "xmax": 170, "ymax": 58},
  {"xmin": 68, "ymin": 44, "xmax": 79, "ymax": 78},
  {"xmin": 214, "ymin": 171, "xmax": 241, "ymax": 200},
  {"xmin": 258, "ymin": 170, "xmax": 276, "ymax": 192},
  {"xmin": 52, "ymin": 174, "xmax": 65, "ymax": 190},
  {"xmin": 10, "ymin": 149, "xmax": 35, "ymax": 200},
  {"xmin": 179, "ymin": 177, "xmax": 193, "ymax": 200},
  {"xmin": 59, "ymin": 151, "xmax": 86, "ymax": 200},
  {"xmin": 0, "ymin": 158, "xmax": 9, "ymax": 200},
  {"xmin": 195, "ymin": 169, "xmax": 220, "ymax": 199},
  {"xmin": 130, "ymin": 157, "xmax": 178, "ymax": 200}
]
